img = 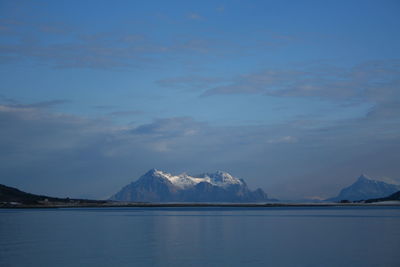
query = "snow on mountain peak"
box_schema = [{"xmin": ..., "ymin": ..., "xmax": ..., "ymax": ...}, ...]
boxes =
[
  {"xmin": 199, "ymin": 171, "xmax": 243, "ymax": 187},
  {"xmin": 143, "ymin": 169, "xmax": 242, "ymax": 189}
]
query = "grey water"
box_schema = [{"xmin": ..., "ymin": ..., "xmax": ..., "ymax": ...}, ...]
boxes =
[{"xmin": 0, "ymin": 207, "xmax": 400, "ymax": 267}]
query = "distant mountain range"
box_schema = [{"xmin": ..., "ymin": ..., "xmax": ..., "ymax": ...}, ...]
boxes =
[
  {"xmin": 327, "ymin": 174, "xmax": 400, "ymax": 202},
  {"xmin": 110, "ymin": 169, "xmax": 273, "ymax": 203},
  {"xmin": 2, "ymin": 171, "xmax": 400, "ymax": 206}
]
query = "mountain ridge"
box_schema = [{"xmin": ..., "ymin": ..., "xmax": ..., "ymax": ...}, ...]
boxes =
[{"xmin": 110, "ymin": 169, "xmax": 272, "ymax": 203}]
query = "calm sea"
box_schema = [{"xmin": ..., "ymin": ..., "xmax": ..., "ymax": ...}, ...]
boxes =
[{"xmin": 0, "ymin": 206, "xmax": 399, "ymax": 267}]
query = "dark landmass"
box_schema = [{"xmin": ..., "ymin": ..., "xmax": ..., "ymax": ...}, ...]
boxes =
[
  {"xmin": 365, "ymin": 190, "xmax": 400, "ymax": 203},
  {"xmin": 0, "ymin": 183, "xmax": 107, "ymax": 207}
]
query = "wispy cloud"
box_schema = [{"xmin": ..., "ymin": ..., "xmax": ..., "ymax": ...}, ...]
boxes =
[
  {"xmin": 131, "ymin": 117, "xmax": 203, "ymax": 138},
  {"xmin": 92, "ymin": 105, "xmax": 117, "ymax": 110},
  {"xmin": 0, "ymin": 30, "xmax": 229, "ymax": 69},
  {"xmin": 0, "ymin": 13, "xmax": 301, "ymax": 70},
  {"xmin": 107, "ymin": 110, "xmax": 143, "ymax": 117},
  {"xmin": 187, "ymin": 13, "xmax": 204, "ymax": 20},
  {"xmin": 0, "ymin": 97, "xmax": 70, "ymax": 109},
  {"xmin": 157, "ymin": 75, "xmax": 225, "ymax": 90},
  {"xmin": 216, "ymin": 6, "xmax": 225, "ymax": 12},
  {"xmin": 267, "ymin": 136, "xmax": 298, "ymax": 144},
  {"xmin": 202, "ymin": 60, "xmax": 400, "ymax": 101}
]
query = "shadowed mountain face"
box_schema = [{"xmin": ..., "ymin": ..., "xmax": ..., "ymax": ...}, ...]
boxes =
[
  {"xmin": 110, "ymin": 169, "xmax": 271, "ymax": 203},
  {"xmin": 327, "ymin": 174, "xmax": 400, "ymax": 202},
  {"xmin": 365, "ymin": 191, "xmax": 400, "ymax": 203}
]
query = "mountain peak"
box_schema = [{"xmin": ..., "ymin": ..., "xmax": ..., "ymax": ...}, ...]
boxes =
[
  {"xmin": 144, "ymin": 168, "xmax": 170, "ymax": 177},
  {"xmin": 145, "ymin": 168, "xmax": 158, "ymax": 174},
  {"xmin": 357, "ymin": 174, "xmax": 372, "ymax": 182},
  {"xmin": 328, "ymin": 174, "xmax": 400, "ymax": 202}
]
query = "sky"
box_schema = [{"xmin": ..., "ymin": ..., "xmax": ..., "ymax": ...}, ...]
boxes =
[{"xmin": 1, "ymin": 0, "xmax": 400, "ymax": 200}]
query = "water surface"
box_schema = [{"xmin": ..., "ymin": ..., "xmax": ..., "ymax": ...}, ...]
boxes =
[{"xmin": 1, "ymin": 206, "xmax": 399, "ymax": 267}]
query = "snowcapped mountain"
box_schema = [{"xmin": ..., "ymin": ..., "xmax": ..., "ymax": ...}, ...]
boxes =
[
  {"xmin": 327, "ymin": 174, "xmax": 400, "ymax": 202},
  {"xmin": 110, "ymin": 169, "xmax": 271, "ymax": 203}
]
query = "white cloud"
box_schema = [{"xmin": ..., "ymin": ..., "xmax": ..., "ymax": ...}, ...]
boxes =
[
  {"xmin": 267, "ymin": 136, "xmax": 298, "ymax": 144},
  {"xmin": 187, "ymin": 13, "xmax": 204, "ymax": 20}
]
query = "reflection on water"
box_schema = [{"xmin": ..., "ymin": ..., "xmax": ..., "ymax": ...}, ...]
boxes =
[{"xmin": 1, "ymin": 207, "xmax": 400, "ymax": 267}]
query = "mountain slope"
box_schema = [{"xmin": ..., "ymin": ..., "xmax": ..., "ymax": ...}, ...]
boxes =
[
  {"xmin": 110, "ymin": 169, "xmax": 271, "ymax": 203},
  {"xmin": 110, "ymin": 170, "xmax": 180, "ymax": 202},
  {"xmin": 0, "ymin": 184, "xmax": 68, "ymax": 204},
  {"xmin": 327, "ymin": 174, "xmax": 400, "ymax": 202},
  {"xmin": 0, "ymin": 184, "xmax": 105, "ymax": 206},
  {"xmin": 365, "ymin": 190, "xmax": 400, "ymax": 203}
]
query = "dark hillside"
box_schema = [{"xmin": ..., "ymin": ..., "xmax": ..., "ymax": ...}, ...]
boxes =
[
  {"xmin": 0, "ymin": 184, "xmax": 105, "ymax": 205},
  {"xmin": 365, "ymin": 191, "xmax": 400, "ymax": 203}
]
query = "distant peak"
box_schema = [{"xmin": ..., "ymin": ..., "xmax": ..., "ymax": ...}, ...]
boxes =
[
  {"xmin": 357, "ymin": 174, "xmax": 371, "ymax": 181},
  {"xmin": 146, "ymin": 168, "xmax": 158, "ymax": 174},
  {"xmin": 145, "ymin": 168, "xmax": 166, "ymax": 176}
]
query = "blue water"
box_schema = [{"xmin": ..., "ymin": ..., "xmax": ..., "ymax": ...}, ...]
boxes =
[{"xmin": 1, "ymin": 207, "xmax": 399, "ymax": 267}]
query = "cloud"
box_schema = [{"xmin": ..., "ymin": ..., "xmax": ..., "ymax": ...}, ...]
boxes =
[
  {"xmin": 107, "ymin": 110, "xmax": 143, "ymax": 117},
  {"xmin": 38, "ymin": 23, "xmax": 72, "ymax": 35},
  {"xmin": 0, "ymin": 30, "xmax": 229, "ymax": 69},
  {"xmin": 0, "ymin": 24, "xmax": 137, "ymax": 68},
  {"xmin": 196, "ymin": 60, "xmax": 400, "ymax": 128},
  {"xmin": 201, "ymin": 70, "xmax": 305, "ymax": 96},
  {"xmin": 0, "ymin": 12, "xmax": 245, "ymax": 70},
  {"xmin": 157, "ymin": 76, "xmax": 225, "ymax": 90},
  {"xmin": 365, "ymin": 100, "xmax": 400, "ymax": 120},
  {"xmin": 0, "ymin": 18, "xmax": 23, "ymax": 34},
  {"xmin": 0, "ymin": 99, "xmax": 70, "ymax": 109},
  {"xmin": 131, "ymin": 117, "xmax": 203, "ymax": 138},
  {"xmin": 202, "ymin": 60, "xmax": 400, "ymax": 102},
  {"xmin": 187, "ymin": 13, "xmax": 204, "ymax": 20},
  {"xmin": 216, "ymin": 6, "xmax": 225, "ymax": 12},
  {"xmin": 0, "ymin": 13, "xmax": 299, "ymax": 70},
  {"xmin": 0, "ymin": 39, "xmax": 133, "ymax": 69},
  {"xmin": 118, "ymin": 34, "xmax": 145, "ymax": 43},
  {"xmin": 92, "ymin": 105, "xmax": 117, "ymax": 110},
  {"xmin": 267, "ymin": 136, "xmax": 298, "ymax": 144}
]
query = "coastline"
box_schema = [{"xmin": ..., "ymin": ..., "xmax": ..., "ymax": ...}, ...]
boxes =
[{"xmin": 1, "ymin": 201, "xmax": 400, "ymax": 209}]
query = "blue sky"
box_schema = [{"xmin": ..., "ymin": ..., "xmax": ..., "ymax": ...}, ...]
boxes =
[{"xmin": 1, "ymin": 0, "xmax": 400, "ymax": 199}]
